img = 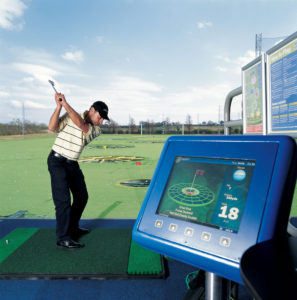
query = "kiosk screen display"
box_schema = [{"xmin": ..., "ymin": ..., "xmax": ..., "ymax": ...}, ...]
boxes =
[{"xmin": 157, "ymin": 156, "xmax": 255, "ymax": 233}]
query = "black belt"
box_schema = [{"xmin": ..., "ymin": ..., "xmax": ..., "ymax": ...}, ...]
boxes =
[{"xmin": 51, "ymin": 150, "xmax": 76, "ymax": 164}]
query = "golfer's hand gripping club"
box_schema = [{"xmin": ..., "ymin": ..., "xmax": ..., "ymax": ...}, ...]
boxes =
[{"xmin": 48, "ymin": 80, "xmax": 63, "ymax": 102}]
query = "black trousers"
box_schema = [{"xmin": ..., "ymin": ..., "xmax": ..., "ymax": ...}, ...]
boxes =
[{"xmin": 47, "ymin": 151, "xmax": 88, "ymax": 242}]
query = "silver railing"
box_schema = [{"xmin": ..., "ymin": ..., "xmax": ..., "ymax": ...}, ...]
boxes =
[{"xmin": 224, "ymin": 87, "xmax": 243, "ymax": 135}]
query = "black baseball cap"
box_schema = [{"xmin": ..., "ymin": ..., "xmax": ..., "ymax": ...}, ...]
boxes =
[{"xmin": 92, "ymin": 101, "xmax": 110, "ymax": 121}]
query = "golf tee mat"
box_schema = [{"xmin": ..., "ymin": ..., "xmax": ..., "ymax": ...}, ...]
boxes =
[{"xmin": 0, "ymin": 228, "xmax": 165, "ymax": 279}]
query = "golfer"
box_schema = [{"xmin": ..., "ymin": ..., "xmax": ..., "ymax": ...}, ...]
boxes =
[{"xmin": 47, "ymin": 92, "xmax": 109, "ymax": 249}]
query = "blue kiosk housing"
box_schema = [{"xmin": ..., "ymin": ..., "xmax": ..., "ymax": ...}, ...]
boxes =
[{"xmin": 132, "ymin": 135, "xmax": 297, "ymax": 285}]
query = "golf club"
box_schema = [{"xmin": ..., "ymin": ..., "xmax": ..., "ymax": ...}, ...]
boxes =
[{"xmin": 48, "ymin": 80, "xmax": 62, "ymax": 101}]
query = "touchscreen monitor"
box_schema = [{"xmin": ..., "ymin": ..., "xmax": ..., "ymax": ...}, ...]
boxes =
[
  {"xmin": 132, "ymin": 135, "xmax": 297, "ymax": 283},
  {"xmin": 157, "ymin": 156, "xmax": 255, "ymax": 234}
]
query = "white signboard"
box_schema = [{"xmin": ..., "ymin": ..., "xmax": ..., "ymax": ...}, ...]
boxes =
[
  {"xmin": 242, "ymin": 55, "xmax": 266, "ymax": 134},
  {"xmin": 267, "ymin": 32, "xmax": 297, "ymax": 136}
]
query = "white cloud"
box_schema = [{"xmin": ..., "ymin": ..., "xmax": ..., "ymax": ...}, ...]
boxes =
[
  {"xmin": 109, "ymin": 76, "xmax": 162, "ymax": 92},
  {"xmin": 235, "ymin": 50, "xmax": 255, "ymax": 66},
  {"xmin": 95, "ymin": 36, "xmax": 104, "ymax": 43},
  {"xmin": 94, "ymin": 76, "xmax": 233, "ymax": 124},
  {"xmin": 4, "ymin": 71, "xmax": 238, "ymax": 125},
  {"xmin": 24, "ymin": 100, "xmax": 47, "ymax": 109},
  {"xmin": 215, "ymin": 50, "xmax": 255, "ymax": 74},
  {"xmin": 10, "ymin": 99, "xmax": 47, "ymax": 109},
  {"xmin": 2, "ymin": 44, "xmax": 239, "ymax": 125},
  {"xmin": 0, "ymin": 0, "xmax": 27, "ymax": 30},
  {"xmin": 215, "ymin": 66, "xmax": 228, "ymax": 72},
  {"xmin": 197, "ymin": 21, "xmax": 212, "ymax": 29},
  {"xmin": 215, "ymin": 55, "xmax": 231, "ymax": 63},
  {"xmin": 61, "ymin": 50, "xmax": 84, "ymax": 64},
  {"xmin": 0, "ymin": 90, "xmax": 10, "ymax": 97},
  {"xmin": 10, "ymin": 100, "xmax": 22, "ymax": 108},
  {"xmin": 8, "ymin": 47, "xmax": 87, "ymax": 79},
  {"xmin": 0, "ymin": 47, "xmax": 93, "ymax": 124},
  {"xmin": 160, "ymin": 83, "xmax": 234, "ymax": 123},
  {"xmin": 12, "ymin": 63, "xmax": 59, "ymax": 83}
]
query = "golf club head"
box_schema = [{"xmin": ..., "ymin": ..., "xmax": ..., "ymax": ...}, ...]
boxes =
[
  {"xmin": 48, "ymin": 79, "xmax": 62, "ymax": 101},
  {"xmin": 48, "ymin": 80, "xmax": 57, "ymax": 92}
]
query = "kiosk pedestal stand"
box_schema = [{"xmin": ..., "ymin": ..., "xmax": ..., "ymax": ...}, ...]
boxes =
[{"xmin": 205, "ymin": 272, "xmax": 231, "ymax": 300}]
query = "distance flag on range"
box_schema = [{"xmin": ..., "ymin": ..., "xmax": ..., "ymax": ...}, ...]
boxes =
[
  {"xmin": 196, "ymin": 169, "xmax": 205, "ymax": 176},
  {"xmin": 136, "ymin": 161, "xmax": 142, "ymax": 177},
  {"xmin": 191, "ymin": 169, "xmax": 205, "ymax": 188}
]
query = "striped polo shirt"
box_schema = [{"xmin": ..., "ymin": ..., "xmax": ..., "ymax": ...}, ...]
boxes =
[{"xmin": 52, "ymin": 111, "xmax": 101, "ymax": 161}]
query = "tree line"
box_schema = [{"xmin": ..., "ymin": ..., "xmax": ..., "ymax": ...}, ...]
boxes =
[
  {"xmin": 101, "ymin": 115, "xmax": 242, "ymax": 135},
  {"xmin": 0, "ymin": 116, "xmax": 242, "ymax": 136},
  {"xmin": 0, "ymin": 119, "xmax": 48, "ymax": 136}
]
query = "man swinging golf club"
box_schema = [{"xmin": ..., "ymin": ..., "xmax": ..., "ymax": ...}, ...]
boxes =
[{"xmin": 47, "ymin": 82, "xmax": 109, "ymax": 249}]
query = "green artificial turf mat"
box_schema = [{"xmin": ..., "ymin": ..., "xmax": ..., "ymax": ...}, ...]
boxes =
[
  {"xmin": 128, "ymin": 239, "xmax": 163, "ymax": 275},
  {"xmin": 0, "ymin": 228, "xmax": 164, "ymax": 279},
  {"xmin": 0, "ymin": 228, "xmax": 39, "ymax": 263}
]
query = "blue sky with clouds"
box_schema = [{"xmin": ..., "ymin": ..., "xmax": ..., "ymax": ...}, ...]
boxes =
[{"xmin": 1, "ymin": 0, "xmax": 297, "ymax": 125}]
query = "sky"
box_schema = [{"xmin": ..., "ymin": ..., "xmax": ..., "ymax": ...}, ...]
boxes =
[{"xmin": 0, "ymin": 0, "xmax": 297, "ymax": 126}]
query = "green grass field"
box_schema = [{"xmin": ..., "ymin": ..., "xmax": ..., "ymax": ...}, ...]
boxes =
[
  {"xmin": 1, "ymin": 134, "xmax": 297, "ymax": 219},
  {"xmin": 0, "ymin": 134, "xmax": 168, "ymax": 219}
]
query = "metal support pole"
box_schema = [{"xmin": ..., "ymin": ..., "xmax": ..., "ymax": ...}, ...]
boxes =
[
  {"xmin": 22, "ymin": 102, "xmax": 25, "ymax": 138},
  {"xmin": 224, "ymin": 86, "xmax": 242, "ymax": 135},
  {"xmin": 205, "ymin": 272, "xmax": 231, "ymax": 300}
]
